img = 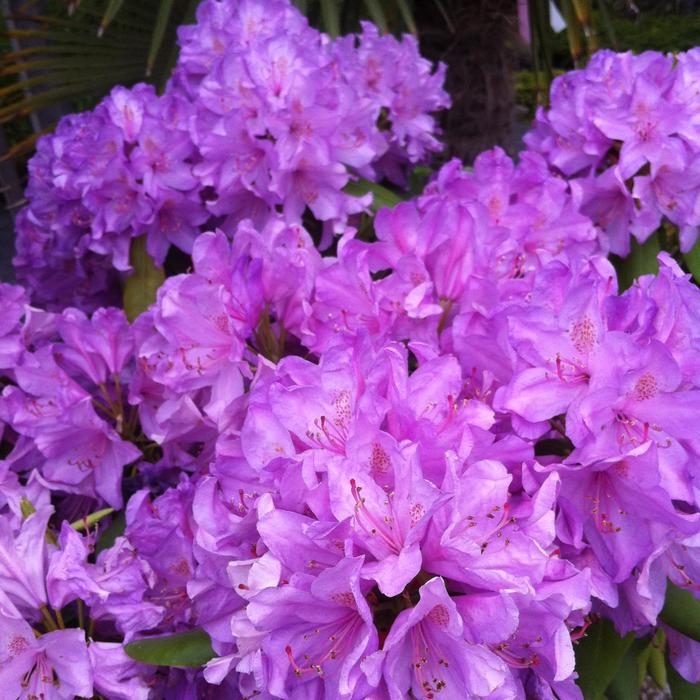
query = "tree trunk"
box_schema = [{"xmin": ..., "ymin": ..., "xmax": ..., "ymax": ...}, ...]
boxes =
[{"xmin": 416, "ymin": 0, "xmax": 519, "ymax": 164}]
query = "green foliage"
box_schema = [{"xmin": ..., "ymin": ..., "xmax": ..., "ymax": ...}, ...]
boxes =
[
  {"xmin": 125, "ymin": 629, "xmax": 216, "ymax": 667},
  {"xmin": 612, "ymin": 232, "xmax": 660, "ymax": 292},
  {"xmin": 574, "ymin": 618, "xmax": 635, "ymax": 699},
  {"xmin": 515, "ymin": 68, "xmax": 565, "ymax": 119},
  {"xmin": 344, "ymin": 176, "xmax": 404, "ymax": 211},
  {"xmin": 295, "ymin": 0, "xmax": 417, "ymax": 36},
  {"xmin": 551, "ymin": 8, "xmax": 700, "ymax": 67},
  {"xmin": 123, "ymin": 236, "xmax": 164, "ymax": 321},
  {"xmin": 605, "ymin": 639, "xmax": 647, "ymax": 700},
  {"xmin": 667, "ymin": 655, "xmax": 700, "ymax": 700},
  {"xmin": 660, "ymin": 581, "xmax": 700, "ymax": 644},
  {"xmin": 94, "ymin": 510, "xmax": 126, "ymax": 555},
  {"xmin": 0, "ymin": 1, "xmax": 198, "ymax": 156},
  {"xmin": 683, "ymin": 238, "xmax": 700, "ymax": 283}
]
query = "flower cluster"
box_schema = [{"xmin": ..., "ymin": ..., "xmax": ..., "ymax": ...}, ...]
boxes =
[
  {"xmin": 5, "ymin": 5, "xmax": 700, "ymax": 697},
  {"xmin": 526, "ymin": 49, "xmax": 700, "ymax": 256},
  {"xmin": 5, "ymin": 141, "xmax": 700, "ymax": 697},
  {"xmin": 15, "ymin": 0, "xmax": 448, "ymax": 310},
  {"xmin": 14, "ymin": 85, "xmax": 204, "ymax": 311}
]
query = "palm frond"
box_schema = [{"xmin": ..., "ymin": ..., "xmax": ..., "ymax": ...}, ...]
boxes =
[
  {"xmin": 1, "ymin": 1, "xmax": 192, "ymax": 139},
  {"xmin": 302, "ymin": 0, "xmax": 419, "ymax": 36}
]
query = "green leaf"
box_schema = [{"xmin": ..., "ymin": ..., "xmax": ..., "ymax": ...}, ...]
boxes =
[
  {"xmin": 344, "ymin": 177, "xmax": 403, "ymax": 211},
  {"xmin": 595, "ymin": 0, "xmax": 618, "ymax": 49},
  {"xmin": 683, "ymin": 237, "xmax": 700, "ymax": 283},
  {"xmin": 146, "ymin": 0, "xmax": 176, "ymax": 76},
  {"xmin": 99, "ymin": 0, "xmax": 127, "ymax": 35},
  {"xmin": 124, "ymin": 629, "xmax": 216, "ymax": 668},
  {"xmin": 70, "ymin": 507, "xmax": 115, "ymax": 531},
  {"xmin": 660, "ymin": 581, "xmax": 700, "ymax": 643},
  {"xmin": 319, "ymin": 0, "xmax": 341, "ymax": 37},
  {"xmin": 408, "ymin": 165, "xmax": 433, "ymax": 196},
  {"xmin": 667, "ymin": 655, "xmax": 700, "ymax": 700},
  {"xmin": 19, "ymin": 497, "xmax": 37, "ymax": 519},
  {"xmin": 613, "ymin": 232, "xmax": 660, "ymax": 292},
  {"xmin": 574, "ymin": 618, "xmax": 634, "ymax": 700},
  {"xmin": 606, "ymin": 638, "xmax": 646, "ymax": 700},
  {"xmin": 362, "ymin": 0, "xmax": 388, "ymax": 34},
  {"xmin": 394, "ymin": 0, "xmax": 418, "ymax": 35},
  {"xmin": 648, "ymin": 643, "xmax": 668, "ymax": 690},
  {"xmin": 636, "ymin": 640, "xmax": 653, "ymax": 687},
  {"xmin": 123, "ymin": 236, "xmax": 165, "ymax": 321},
  {"xmin": 94, "ymin": 510, "xmax": 126, "ymax": 555}
]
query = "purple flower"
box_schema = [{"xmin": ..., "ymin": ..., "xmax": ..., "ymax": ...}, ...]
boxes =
[
  {"xmin": 248, "ymin": 556, "xmax": 378, "ymax": 698},
  {"xmin": 55, "ymin": 307, "xmax": 133, "ymax": 386},
  {"xmin": 0, "ymin": 506, "xmax": 52, "ymax": 611},
  {"xmin": 0, "ymin": 589, "xmax": 92, "ymax": 699},
  {"xmin": 526, "ymin": 48, "xmax": 700, "ymax": 255},
  {"xmin": 0, "ymin": 284, "xmax": 28, "ymax": 373},
  {"xmin": 88, "ymin": 642, "xmax": 151, "ymax": 700},
  {"xmin": 371, "ymin": 576, "xmax": 510, "ymax": 699}
]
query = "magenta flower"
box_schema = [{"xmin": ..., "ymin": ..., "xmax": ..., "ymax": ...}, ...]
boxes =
[
  {"xmin": 0, "ymin": 507, "xmax": 52, "ymax": 612},
  {"xmin": 0, "ymin": 590, "xmax": 92, "ymax": 699},
  {"xmin": 372, "ymin": 576, "xmax": 510, "ymax": 699},
  {"xmin": 248, "ymin": 556, "xmax": 378, "ymax": 698}
]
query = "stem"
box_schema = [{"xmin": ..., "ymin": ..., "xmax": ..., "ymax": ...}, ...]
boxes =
[
  {"xmin": 92, "ymin": 399, "xmax": 115, "ymax": 420},
  {"xmin": 53, "ymin": 607, "xmax": 65, "ymax": 629},
  {"xmin": 98, "ymin": 383, "xmax": 117, "ymax": 414},
  {"xmin": 40, "ymin": 604, "xmax": 58, "ymax": 632},
  {"xmin": 112, "ymin": 373, "xmax": 124, "ymax": 430},
  {"xmin": 113, "ymin": 372, "xmax": 123, "ymax": 407},
  {"xmin": 276, "ymin": 323, "xmax": 287, "ymax": 362},
  {"xmin": 77, "ymin": 599, "xmax": 85, "ymax": 630},
  {"xmin": 437, "ymin": 298, "xmax": 453, "ymax": 336}
]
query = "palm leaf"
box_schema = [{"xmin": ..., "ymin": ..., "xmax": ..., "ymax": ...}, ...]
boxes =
[
  {"xmin": 362, "ymin": 0, "xmax": 389, "ymax": 34},
  {"xmin": 1, "ymin": 1, "xmax": 191, "ymax": 140},
  {"xmin": 98, "ymin": 0, "xmax": 126, "ymax": 35},
  {"xmin": 319, "ymin": 0, "xmax": 341, "ymax": 37}
]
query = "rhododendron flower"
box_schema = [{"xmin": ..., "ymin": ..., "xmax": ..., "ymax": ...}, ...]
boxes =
[
  {"xmin": 3, "ymin": 3, "xmax": 700, "ymax": 697},
  {"xmin": 0, "ymin": 590, "xmax": 92, "ymax": 699}
]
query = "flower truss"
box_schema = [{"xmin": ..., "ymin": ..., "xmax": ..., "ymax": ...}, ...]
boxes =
[{"xmin": 3, "ymin": 2, "xmax": 700, "ymax": 699}]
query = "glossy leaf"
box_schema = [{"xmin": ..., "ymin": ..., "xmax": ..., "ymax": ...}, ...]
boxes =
[
  {"xmin": 574, "ymin": 618, "xmax": 635, "ymax": 700},
  {"xmin": 123, "ymin": 236, "xmax": 165, "ymax": 321},
  {"xmin": 344, "ymin": 176, "xmax": 403, "ymax": 211},
  {"xmin": 666, "ymin": 656, "xmax": 700, "ymax": 700},
  {"xmin": 94, "ymin": 510, "xmax": 126, "ymax": 555},
  {"xmin": 606, "ymin": 638, "xmax": 646, "ymax": 700},
  {"xmin": 683, "ymin": 237, "xmax": 700, "ymax": 283},
  {"xmin": 660, "ymin": 581, "xmax": 700, "ymax": 643},
  {"xmin": 125, "ymin": 629, "xmax": 216, "ymax": 668},
  {"xmin": 614, "ymin": 232, "xmax": 660, "ymax": 292}
]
